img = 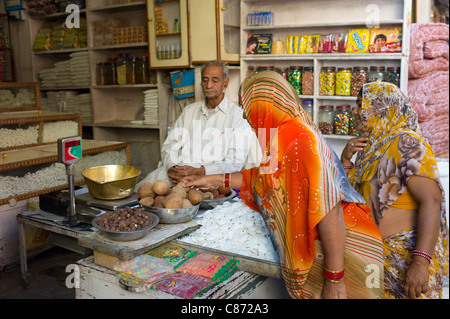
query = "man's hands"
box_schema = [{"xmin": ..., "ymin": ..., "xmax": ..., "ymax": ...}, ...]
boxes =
[{"xmin": 168, "ymin": 165, "xmax": 205, "ymax": 184}]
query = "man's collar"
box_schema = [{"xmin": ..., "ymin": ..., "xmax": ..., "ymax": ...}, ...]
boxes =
[{"xmin": 202, "ymin": 96, "xmax": 229, "ymax": 115}]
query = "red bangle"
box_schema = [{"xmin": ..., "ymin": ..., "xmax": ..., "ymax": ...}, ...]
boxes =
[
  {"xmin": 323, "ymin": 267, "xmax": 345, "ymax": 283},
  {"xmin": 412, "ymin": 250, "xmax": 432, "ymax": 263},
  {"xmin": 223, "ymin": 173, "xmax": 230, "ymax": 188}
]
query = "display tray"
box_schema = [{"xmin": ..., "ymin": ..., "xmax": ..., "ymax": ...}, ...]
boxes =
[{"xmin": 78, "ymin": 219, "xmax": 200, "ymax": 260}]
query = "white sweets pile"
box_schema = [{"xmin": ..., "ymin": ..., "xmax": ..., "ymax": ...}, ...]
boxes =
[{"xmin": 179, "ymin": 199, "xmax": 279, "ymax": 262}]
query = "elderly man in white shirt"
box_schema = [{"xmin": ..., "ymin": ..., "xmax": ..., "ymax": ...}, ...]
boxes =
[{"xmin": 138, "ymin": 60, "xmax": 261, "ymax": 186}]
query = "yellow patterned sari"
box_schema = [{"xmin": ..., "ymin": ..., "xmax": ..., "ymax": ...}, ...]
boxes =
[{"xmin": 347, "ymin": 81, "xmax": 449, "ymax": 299}]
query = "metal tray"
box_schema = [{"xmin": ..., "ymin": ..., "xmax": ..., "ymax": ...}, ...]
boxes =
[{"xmin": 200, "ymin": 189, "xmax": 236, "ymax": 210}]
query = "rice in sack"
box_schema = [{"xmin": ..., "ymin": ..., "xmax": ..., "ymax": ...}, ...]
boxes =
[
  {"xmin": 114, "ymin": 254, "xmax": 175, "ymax": 287},
  {"xmin": 346, "ymin": 28, "xmax": 370, "ymax": 53},
  {"xmin": 176, "ymin": 253, "xmax": 236, "ymax": 280},
  {"xmin": 152, "ymin": 273, "xmax": 213, "ymax": 299}
]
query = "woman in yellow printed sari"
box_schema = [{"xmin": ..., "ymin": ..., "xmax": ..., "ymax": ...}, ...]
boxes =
[
  {"xmin": 341, "ymin": 81, "xmax": 448, "ymax": 299},
  {"xmin": 184, "ymin": 71, "xmax": 384, "ymax": 299}
]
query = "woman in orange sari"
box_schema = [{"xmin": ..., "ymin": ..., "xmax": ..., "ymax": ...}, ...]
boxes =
[{"xmin": 184, "ymin": 71, "xmax": 384, "ymax": 299}]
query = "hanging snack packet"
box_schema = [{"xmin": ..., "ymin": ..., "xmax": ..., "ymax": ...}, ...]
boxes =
[
  {"xmin": 331, "ymin": 33, "xmax": 348, "ymax": 53},
  {"xmin": 318, "ymin": 34, "xmax": 332, "ymax": 53},
  {"xmin": 147, "ymin": 245, "xmax": 197, "ymax": 267},
  {"xmin": 114, "ymin": 254, "xmax": 175, "ymax": 286},
  {"xmin": 176, "ymin": 253, "xmax": 236, "ymax": 280},
  {"xmin": 152, "ymin": 273, "xmax": 213, "ymax": 299},
  {"xmin": 305, "ymin": 34, "xmax": 321, "ymax": 53},
  {"xmin": 369, "ymin": 27, "xmax": 402, "ymax": 53},
  {"xmin": 346, "ymin": 29, "xmax": 370, "ymax": 53}
]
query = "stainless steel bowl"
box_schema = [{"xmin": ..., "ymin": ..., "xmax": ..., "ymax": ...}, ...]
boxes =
[
  {"xmin": 142, "ymin": 204, "xmax": 200, "ymax": 224},
  {"xmin": 81, "ymin": 165, "xmax": 141, "ymax": 200},
  {"xmin": 92, "ymin": 211, "xmax": 159, "ymax": 242},
  {"xmin": 200, "ymin": 189, "xmax": 236, "ymax": 210}
]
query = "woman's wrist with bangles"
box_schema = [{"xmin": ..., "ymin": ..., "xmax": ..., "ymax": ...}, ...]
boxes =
[
  {"xmin": 411, "ymin": 249, "xmax": 432, "ymax": 265},
  {"xmin": 323, "ymin": 266, "xmax": 345, "ymax": 283}
]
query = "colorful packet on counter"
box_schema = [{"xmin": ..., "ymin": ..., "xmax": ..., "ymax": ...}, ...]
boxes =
[
  {"xmin": 369, "ymin": 27, "xmax": 402, "ymax": 53},
  {"xmin": 152, "ymin": 273, "xmax": 213, "ymax": 299},
  {"xmin": 114, "ymin": 254, "xmax": 176, "ymax": 286},
  {"xmin": 146, "ymin": 245, "xmax": 197, "ymax": 267},
  {"xmin": 176, "ymin": 253, "xmax": 236, "ymax": 280},
  {"xmin": 346, "ymin": 29, "xmax": 370, "ymax": 53}
]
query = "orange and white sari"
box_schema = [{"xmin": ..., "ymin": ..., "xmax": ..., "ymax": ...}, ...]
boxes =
[{"xmin": 239, "ymin": 71, "xmax": 384, "ymax": 299}]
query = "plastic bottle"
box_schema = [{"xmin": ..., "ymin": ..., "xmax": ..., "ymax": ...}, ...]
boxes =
[{"xmin": 173, "ymin": 18, "xmax": 180, "ymax": 33}]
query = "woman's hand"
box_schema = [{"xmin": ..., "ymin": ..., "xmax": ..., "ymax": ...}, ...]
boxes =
[
  {"xmin": 182, "ymin": 175, "xmax": 214, "ymax": 189},
  {"xmin": 341, "ymin": 136, "xmax": 368, "ymax": 166},
  {"xmin": 321, "ymin": 280, "xmax": 347, "ymax": 299},
  {"xmin": 404, "ymin": 258, "xmax": 430, "ymax": 299}
]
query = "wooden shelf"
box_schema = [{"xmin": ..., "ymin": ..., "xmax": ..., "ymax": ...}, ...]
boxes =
[{"xmin": 93, "ymin": 120, "xmax": 159, "ymax": 130}]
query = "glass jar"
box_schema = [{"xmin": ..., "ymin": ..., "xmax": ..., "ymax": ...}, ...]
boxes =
[
  {"xmin": 275, "ymin": 67, "xmax": 289, "ymax": 80},
  {"xmin": 335, "ymin": 67, "xmax": 352, "ymax": 96},
  {"xmin": 136, "ymin": 56, "xmax": 149, "ymax": 84},
  {"xmin": 319, "ymin": 66, "xmax": 336, "ymax": 96},
  {"xmin": 318, "ymin": 105, "xmax": 334, "ymax": 134},
  {"xmin": 246, "ymin": 65, "xmax": 257, "ymax": 77},
  {"xmin": 334, "ymin": 105, "xmax": 351, "ymax": 135},
  {"xmin": 301, "ymin": 99, "xmax": 314, "ymax": 121},
  {"xmin": 288, "ymin": 66, "xmax": 302, "ymax": 95},
  {"xmin": 106, "ymin": 57, "xmax": 117, "ymax": 85},
  {"xmin": 386, "ymin": 67, "xmax": 400, "ymax": 87},
  {"xmin": 351, "ymin": 66, "xmax": 368, "ymax": 96},
  {"xmin": 126, "ymin": 56, "xmax": 137, "ymax": 84},
  {"xmin": 301, "ymin": 66, "xmax": 314, "ymax": 95},
  {"xmin": 257, "ymin": 66, "xmax": 274, "ymax": 72},
  {"xmin": 96, "ymin": 62, "xmax": 105, "ymax": 86},
  {"xmin": 116, "ymin": 53, "xmax": 129, "ymax": 85},
  {"xmin": 368, "ymin": 66, "xmax": 386, "ymax": 82}
]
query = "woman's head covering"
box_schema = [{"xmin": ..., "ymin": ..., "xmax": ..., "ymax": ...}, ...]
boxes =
[{"xmin": 241, "ymin": 71, "xmax": 314, "ymax": 146}]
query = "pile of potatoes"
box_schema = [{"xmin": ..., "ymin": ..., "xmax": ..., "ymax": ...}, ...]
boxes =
[{"xmin": 137, "ymin": 179, "xmax": 204, "ymax": 209}]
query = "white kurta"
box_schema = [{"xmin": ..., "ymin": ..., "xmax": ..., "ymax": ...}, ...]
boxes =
[{"xmin": 139, "ymin": 96, "xmax": 261, "ymax": 185}]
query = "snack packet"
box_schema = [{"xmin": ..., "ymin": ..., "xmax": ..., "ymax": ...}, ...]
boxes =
[
  {"xmin": 114, "ymin": 254, "xmax": 175, "ymax": 286},
  {"xmin": 176, "ymin": 253, "xmax": 236, "ymax": 280},
  {"xmin": 305, "ymin": 34, "xmax": 321, "ymax": 53},
  {"xmin": 346, "ymin": 29, "xmax": 370, "ymax": 53},
  {"xmin": 318, "ymin": 34, "xmax": 332, "ymax": 53},
  {"xmin": 331, "ymin": 33, "xmax": 347, "ymax": 53},
  {"xmin": 152, "ymin": 273, "xmax": 213, "ymax": 299},
  {"xmin": 147, "ymin": 245, "xmax": 197, "ymax": 267},
  {"xmin": 369, "ymin": 27, "xmax": 402, "ymax": 53}
]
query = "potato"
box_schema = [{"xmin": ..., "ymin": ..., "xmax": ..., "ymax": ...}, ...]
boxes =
[
  {"xmin": 217, "ymin": 186, "xmax": 231, "ymax": 196},
  {"xmin": 182, "ymin": 199, "xmax": 193, "ymax": 208},
  {"xmin": 139, "ymin": 196, "xmax": 154, "ymax": 207},
  {"xmin": 137, "ymin": 182, "xmax": 155, "ymax": 198},
  {"xmin": 187, "ymin": 189, "xmax": 204, "ymax": 205},
  {"xmin": 153, "ymin": 179, "xmax": 170, "ymax": 196},
  {"xmin": 171, "ymin": 186, "xmax": 187, "ymax": 199},
  {"xmin": 164, "ymin": 194, "xmax": 183, "ymax": 209}
]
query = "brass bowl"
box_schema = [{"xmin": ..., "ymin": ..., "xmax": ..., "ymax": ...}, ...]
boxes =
[{"xmin": 81, "ymin": 165, "xmax": 141, "ymax": 200}]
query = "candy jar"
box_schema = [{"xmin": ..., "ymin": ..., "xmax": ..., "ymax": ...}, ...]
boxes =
[
  {"xmin": 351, "ymin": 66, "xmax": 367, "ymax": 96},
  {"xmin": 336, "ymin": 67, "xmax": 352, "ymax": 96},
  {"xmin": 301, "ymin": 66, "xmax": 314, "ymax": 95},
  {"xmin": 288, "ymin": 66, "xmax": 302, "ymax": 95},
  {"xmin": 334, "ymin": 105, "xmax": 351, "ymax": 135},
  {"xmin": 318, "ymin": 105, "xmax": 334, "ymax": 134},
  {"xmin": 319, "ymin": 66, "xmax": 336, "ymax": 96}
]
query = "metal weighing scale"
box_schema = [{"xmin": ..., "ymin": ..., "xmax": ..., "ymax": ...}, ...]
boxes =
[{"xmin": 57, "ymin": 136, "xmax": 139, "ymax": 225}]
